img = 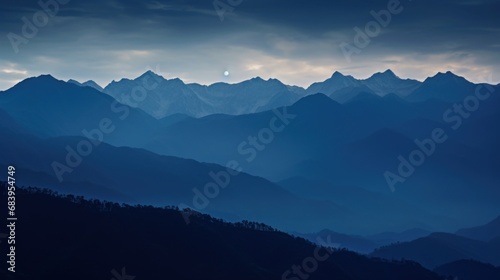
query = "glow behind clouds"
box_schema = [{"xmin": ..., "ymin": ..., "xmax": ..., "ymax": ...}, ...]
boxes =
[{"xmin": 1, "ymin": 0, "xmax": 499, "ymax": 90}]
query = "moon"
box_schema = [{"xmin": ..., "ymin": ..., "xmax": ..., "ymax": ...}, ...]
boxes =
[{"xmin": 224, "ymin": 71, "xmax": 230, "ymax": 77}]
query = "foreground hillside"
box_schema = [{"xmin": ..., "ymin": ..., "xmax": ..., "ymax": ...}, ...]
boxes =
[{"xmin": 0, "ymin": 183, "xmax": 444, "ymax": 280}]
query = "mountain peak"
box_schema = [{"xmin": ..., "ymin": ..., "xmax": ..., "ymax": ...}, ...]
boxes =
[
  {"xmin": 250, "ymin": 76, "xmax": 265, "ymax": 82},
  {"xmin": 266, "ymin": 78, "xmax": 286, "ymax": 86},
  {"xmin": 82, "ymin": 80, "xmax": 103, "ymax": 91},
  {"xmin": 434, "ymin": 71, "xmax": 460, "ymax": 78},
  {"xmin": 440, "ymin": 71, "xmax": 453, "ymax": 75},
  {"xmin": 37, "ymin": 74, "xmax": 57, "ymax": 81},
  {"xmin": 16, "ymin": 74, "xmax": 59, "ymax": 87},
  {"xmin": 137, "ymin": 70, "xmax": 165, "ymax": 81},
  {"xmin": 426, "ymin": 71, "xmax": 470, "ymax": 84},
  {"xmin": 67, "ymin": 79, "xmax": 81, "ymax": 85},
  {"xmin": 292, "ymin": 93, "xmax": 342, "ymax": 111},
  {"xmin": 5, "ymin": 74, "xmax": 87, "ymax": 97},
  {"xmin": 67, "ymin": 79, "xmax": 103, "ymax": 91},
  {"xmin": 331, "ymin": 71, "xmax": 346, "ymax": 78},
  {"xmin": 382, "ymin": 69, "xmax": 396, "ymax": 76},
  {"xmin": 368, "ymin": 69, "xmax": 398, "ymax": 80},
  {"xmin": 143, "ymin": 70, "xmax": 157, "ymax": 76}
]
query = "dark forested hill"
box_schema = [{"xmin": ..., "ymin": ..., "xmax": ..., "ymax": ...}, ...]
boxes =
[{"xmin": 0, "ymin": 183, "xmax": 444, "ymax": 280}]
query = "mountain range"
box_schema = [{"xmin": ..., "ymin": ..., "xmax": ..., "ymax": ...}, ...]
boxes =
[
  {"xmin": 1, "ymin": 70, "xmax": 499, "ymax": 277},
  {"xmin": 1, "ymin": 73, "xmax": 499, "ymax": 235},
  {"xmin": 67, "ymin": 79, "xmax": 104, "ymax": 92},
  {"xmin": 65, "ymin": 69, "xmax": 489, "ymax": 118},
  {"xmin": 102, "ymin": 72, "xmax": 305, "ymax": 118},
  {"xmin": 456, "ymin": 216, "xmax": 500, "ymax": 241}
]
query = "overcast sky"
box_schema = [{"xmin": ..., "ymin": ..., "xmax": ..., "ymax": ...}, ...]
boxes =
[{"xmin": 1, "ymin": 0, "xmax": 499, "ymax": 90}]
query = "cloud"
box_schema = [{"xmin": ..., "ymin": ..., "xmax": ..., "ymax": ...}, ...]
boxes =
[
  {"xmin": 1, "ymin": 68, "xmax": 28, "ymax": 75},
  {"xmin": 0, "ymin": 0, "xmax": 499, "ymax": 89}
]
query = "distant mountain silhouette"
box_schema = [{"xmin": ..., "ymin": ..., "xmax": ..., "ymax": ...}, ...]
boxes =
[
  {"xmin": 0, "ymin": 74, "xmax": 158, "ymax": 147},
  {"xmin": 434, "ymin": 259, "xmax": 500, "ymax": 280},
  {"xmin": 188, "ymin": 77, "xmax": 305, "ymax": 115},
  {"xmin": 342, "ymin": 89, "xmax": 381, "ymax": 103},
  {"xmin": 366, "ymin": 228, "xmax": 431, "ymax": 246},
  {"xmin": 360, "ymin": 69, "xmax": 420, "ymax": 97},
  {"xmin": 68, "ymin": 79, "xmax": 104, "ymax": 91},
  {"xmin": 307, "ymin": 69, "xmax": 421, "ymax": 100},
  {"xmin": 329, "ymin": 85, "xmax": 377, "ymax": 103},
  {"xmin": 21, "ymin": 70, "xmax": 495, "ymax": 119},
  {"xmin": 0, "ymin": 184, "xmax": 447, "ymax": 280},
  {"xmin": 456, "ymin": 216, "xmax": 500, "ymax": 241},
  {"xmin": 298, "ymin": 229, "xmax": 379, "ymax": 254},
  {"xmin": 307, "ymin": 71, "xmax": 362, "ymax": 96},
  {"xmin": 104, "ymin": 71, "xmax": 213, "ymax": 118},
  {"xmin": 104, "ymin": 72, "xmax": 304, "ymax": 118},
  {"xmin": 406, "ymin": 71, "xmax": 476, "ymax": 102},
  {"xmin": 141, "ymin": 90, "xmax": 500, "ymax": 232},
  {"xmin": 277, "ymin": 176, "xmax": 445, "ymax": 237},
  {"xmin": 371, "ymin": 232, "xmax": 500, "ymax": 269},
  {"xmin": 158, "ymin": 112, "xmax": 193, "ymax": 127},
  {"xmin": 298, "ymin": 227, "xmax": 432, "ymax": 255},
  {"xmin": 1, "ymin": 73, "xmax": 499, "ymax": 236},
  {"xmin": 0, "ymin": 124, "xmax": 378, "ymax": 233}
]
